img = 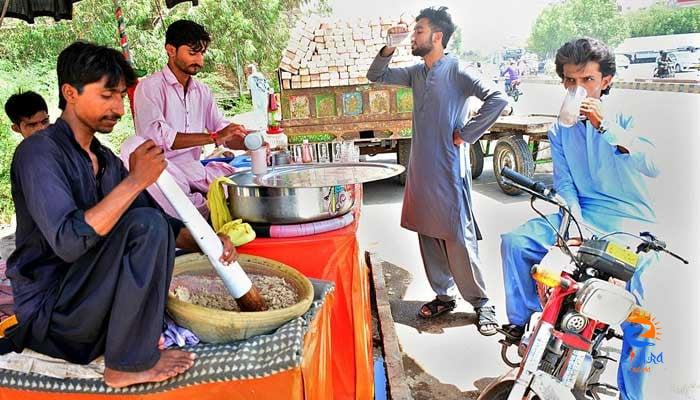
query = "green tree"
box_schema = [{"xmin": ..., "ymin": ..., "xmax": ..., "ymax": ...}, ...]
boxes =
[
  {"xmin": 627, "ymin": 3, "xmax": 700, "ymax": 37},
  {"xmin": 0, "ymin": 0, "xmax": 326, "ymax": 93},
  {"xmin": 0, "ymin": 0, "xmax": 326, "ymax": 222},
  {"xmin": 447, "ymin": 27, "xmax": 464, "ymax": 58},
  {"xmin": 527, "ymin": 0, "xmax": 629, "ymax": 58}
]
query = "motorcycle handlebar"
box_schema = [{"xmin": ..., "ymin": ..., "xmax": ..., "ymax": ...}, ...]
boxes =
[
  {"xmin": 500, "ymin": 170, "xmax": 690, "ymax": 265},
  {"xmin": 500, "ymin": 167, "xmax": 548, "ymax": 196}
]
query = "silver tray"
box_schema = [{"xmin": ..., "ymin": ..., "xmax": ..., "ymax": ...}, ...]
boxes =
[{"xmin": 241, "ymin": 162, "xmax": 405, "ymax": 188}]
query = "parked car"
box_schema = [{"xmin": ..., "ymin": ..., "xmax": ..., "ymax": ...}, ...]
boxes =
[
  {"xmin": 615, "ymin": 54, "xmax": 631, "ymax": 69},
  {"xmin": 668, "ymin": 50, "xmax": 699, "ymax": 72},
  {"xmin": 631, "ymin": 50, "xmax": 659, "ymax": 64}
]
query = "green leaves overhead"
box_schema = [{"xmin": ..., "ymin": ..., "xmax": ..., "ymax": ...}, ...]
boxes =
[
  {"xmin": 527, "ymin": 0, "xmax": 628, "ymax": 58},
  {"xmin": 527, "ymin": 0, "xmax": 700, "ymax": 58}
]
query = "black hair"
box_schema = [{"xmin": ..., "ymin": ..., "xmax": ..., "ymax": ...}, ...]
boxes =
[
  {"xmin": 165, "ymin": 20, "xmax": 211, "ymax": 52},
  {"xmin": 57, "ymin": 41, "xmax": 136, "ymax": 110},
  {"xmin": 4, "ymin": 91, "xmax": 48, "ymax": 125},
  {"xmin": 555, "ymin": 37, "xmax": 616, "ymax": 96},
  {"xmin": 416, "ymin": 6, "xmax": 456, "ymax": 48}
]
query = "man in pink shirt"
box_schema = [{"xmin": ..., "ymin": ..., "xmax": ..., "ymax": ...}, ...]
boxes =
[{"xmin": 123, "ymin": 20, "xmax": 247, "ymax": 218}]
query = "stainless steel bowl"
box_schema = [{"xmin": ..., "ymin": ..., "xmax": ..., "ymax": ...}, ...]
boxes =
[
  {"xmin": 226, "ymin": 163, "xmax": 403, "ymax": 224},
  {"xmin": 226, "ymin": 170, "xmax": 356, "ymax": 224}
]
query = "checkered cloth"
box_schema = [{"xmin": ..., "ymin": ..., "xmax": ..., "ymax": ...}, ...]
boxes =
[{"xmin": 0, "ymin": 279, "xmax": 333, "ymax": 395}]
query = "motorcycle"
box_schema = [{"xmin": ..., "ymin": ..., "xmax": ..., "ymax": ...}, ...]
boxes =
[
  {"xmin": 494, "ymin": 77, "xmax": 523, "ymax": 102},
  {"xmin": 653, "ymin": 59, "xmax": 675, "ymax": 79},
  {"xmin": 478, "ymin": 168, "xmax": 688, "ymax": 400},
  {"xmin": 505, "ymin": 80, "xmax": 523, "ymax": 102}
]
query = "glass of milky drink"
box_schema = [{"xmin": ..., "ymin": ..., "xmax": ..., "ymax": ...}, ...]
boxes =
[{"xmin": 557, "ymin": 86, "xmax": 588, "ymax": 127}]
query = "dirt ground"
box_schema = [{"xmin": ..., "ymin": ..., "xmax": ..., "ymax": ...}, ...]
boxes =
[{"xmin": 375, "ymin": 260, "xmax": 499, "ymax": 400}]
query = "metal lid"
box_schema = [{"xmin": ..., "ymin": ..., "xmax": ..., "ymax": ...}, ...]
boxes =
[{"xmin": 228, "ymin": 162, "xmax": 404, "ymax": 188}]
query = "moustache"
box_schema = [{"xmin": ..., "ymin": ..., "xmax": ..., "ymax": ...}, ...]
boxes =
[
  {"xmin": 189, "ymin": 64, "xmax": 203, "ymax": 70},
  {"xmin": 102, "ymin": 115, "xmax": 121, "ymax": 123}
]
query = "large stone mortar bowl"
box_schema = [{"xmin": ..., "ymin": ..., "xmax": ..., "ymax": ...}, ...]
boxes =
[{"xmin": 167, "ymin": 253, "xmax": 314, "ymax": 343}]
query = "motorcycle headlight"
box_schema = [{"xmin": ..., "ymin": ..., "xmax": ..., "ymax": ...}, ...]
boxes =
[{"xmin": 575, "ymin": 279, "xmax": 636, "ymax": 326}]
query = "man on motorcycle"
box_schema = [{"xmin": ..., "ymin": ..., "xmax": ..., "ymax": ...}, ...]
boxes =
[
  {"xmin": 655, "ymin": 50, "xmax": 672, "ymax": 78},
  {"xmin": 499, "ymin": 37, "xmax": 660, "ymax": 400},
  {"xmin": 502, "ymin": 60, "xmax": 521, "ymax": 93}
]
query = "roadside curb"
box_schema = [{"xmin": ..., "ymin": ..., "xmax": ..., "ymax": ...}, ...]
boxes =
[
  {"xmin": 366, "ymin": 251, "xmax": 413, "ymax": 400},
  {"xmin": 523, "ymin": 78, "xmax": 700, "ymax": 94}
]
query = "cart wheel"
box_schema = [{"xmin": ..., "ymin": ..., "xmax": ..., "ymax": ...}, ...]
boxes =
[
  {"xmin": 470, "ymin": 142, "xmax": 485, "ymax": 179},
  {"xmin": 493, "ymin": 136, "xmax": 534, "ymax": 196},
  {"xmin": 397, "ymin": 139, "xmax": 411, "ymax": 185}
]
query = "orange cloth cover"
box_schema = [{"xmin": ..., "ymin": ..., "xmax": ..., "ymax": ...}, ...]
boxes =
[{"xmin": 238, "ymin": 208, "xmax": 374, "ymax": 400}]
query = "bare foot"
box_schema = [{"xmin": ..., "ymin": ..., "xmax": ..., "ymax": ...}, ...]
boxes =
[{"xmin": 103, "ymin": 349, "xmax": 196, "ymax": 388}]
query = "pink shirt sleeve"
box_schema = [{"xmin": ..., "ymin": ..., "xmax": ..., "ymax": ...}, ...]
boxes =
[
  {"xmin": 134, "ymin": 80, "xmax": 179, "ymax": 150},
  {"xmin": 202, "ymin": 85, "xmax": 231, "ymax": 133}
]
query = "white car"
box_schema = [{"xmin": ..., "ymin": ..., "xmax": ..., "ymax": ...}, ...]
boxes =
[
  {"xmin": 668, "ymin": 51, "xmax": 699, "ymax": 72},
  {"xmin": 615, "ymin": 54, "xmax": 631, "ymax": 69}
]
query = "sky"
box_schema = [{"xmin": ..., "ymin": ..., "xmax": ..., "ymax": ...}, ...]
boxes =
[{"xmin": 326, "ymin": 0, "xmax": 556, "ymax": 54}]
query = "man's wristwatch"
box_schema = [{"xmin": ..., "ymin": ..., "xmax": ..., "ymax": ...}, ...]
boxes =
[{"xmin": 597, "ymin": 119, "xmax": 609, "ymax": 134}]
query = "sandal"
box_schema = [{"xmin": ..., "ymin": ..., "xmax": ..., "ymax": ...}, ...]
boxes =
[
  {"xmin": 418, "ymin": 297, "xmax": 456, "ymax": 319},
  {"xmin": 475, "ymin": 305, "xmax": 499, "ymax": 336},
  {"xmin": 497, "ymin": 324, "xmax": 525, "ymax": 344}
]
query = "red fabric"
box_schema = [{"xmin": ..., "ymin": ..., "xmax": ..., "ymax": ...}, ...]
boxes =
[
  {"xmin": 238, "ymin": 206, "xmax": 374, "ymax": 400},
  {"xmin": 127, "ymin": 79, "xmax": 138, "ymax": 116}
]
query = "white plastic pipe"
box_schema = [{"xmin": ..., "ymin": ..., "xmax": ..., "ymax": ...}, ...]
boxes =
[{"xmin": 156, "ymin": 170, "xmax": 253, "ymax": 298}]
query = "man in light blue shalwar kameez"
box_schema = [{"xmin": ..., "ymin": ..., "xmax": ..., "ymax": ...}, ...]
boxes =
[
  {"xmin": 367, "ymin": 6, "xmax": 508, "ymax": 335},
  {"xmin": 499, "ymin": 38, "xmax": 661, "ymax": 399}
]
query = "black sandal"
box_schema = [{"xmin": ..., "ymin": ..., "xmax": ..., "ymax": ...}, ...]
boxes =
[
  {"xmin": 475, "ymin": 305, "xmax": 499, "ymax": 336},
  {"xmin": 418, "ymin": 297, "xmax": 456, "ymax": 319},
  {"xmin": 497, "ymin": 324, "xmax": 525, "ymax": 344}
]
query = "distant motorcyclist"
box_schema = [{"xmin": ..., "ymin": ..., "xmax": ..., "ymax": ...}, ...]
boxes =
[
  {"xmin": 655, "ymin": 50, "xmax": 672, "ymax": 78},
  {"xmin": 501, "ymin": 60, "xmax": 521, "ymax": 93}
]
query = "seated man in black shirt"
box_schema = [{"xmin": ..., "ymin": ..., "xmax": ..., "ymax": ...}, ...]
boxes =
[{"xmin": 3, "ymin": 41, "xmax": 237, "ymax": 388}]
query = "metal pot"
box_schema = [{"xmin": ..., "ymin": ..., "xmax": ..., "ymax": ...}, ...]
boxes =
[
  {"xmin": 271, "ymin": 151, "xmax": 292, "ymax": 166},
  {"xmin": 226, "ymin": 169, "xmax": 356, "ymax": 224}
]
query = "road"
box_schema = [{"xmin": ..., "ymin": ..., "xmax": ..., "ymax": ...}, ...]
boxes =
[{"xmin": 356, "ymin": 82, "xmax": 700, "ymax": 399}]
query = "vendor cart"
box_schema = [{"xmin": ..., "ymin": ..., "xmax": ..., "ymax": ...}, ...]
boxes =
[
  {"xmin": 393, "ymin": 114, "xmax": 556, "ymax": 196},
  {"xmin": 466, "ymin": 114, "xmax": 556, "ymax": 195}
]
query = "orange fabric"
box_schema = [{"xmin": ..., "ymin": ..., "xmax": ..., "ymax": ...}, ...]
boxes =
[
  {"xmin": 238, "ymin": 203, "xmax": 374, "ymax": 400},
  {"xmin": 301, "ymin": 287, "xmax": 335, "ymax": 399},
  {"xmin": 0, "ymin": 287, "xmax": 335, "ymax": 400}
]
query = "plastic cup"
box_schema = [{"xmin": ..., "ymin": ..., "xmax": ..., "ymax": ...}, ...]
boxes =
[
  {"xmin": 250, "ymin": 148, "xmax": 269, "ymax": 175},
  {"xmin": 557, "ymin": 86, "xmax": 588, "ymax": 127}
]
